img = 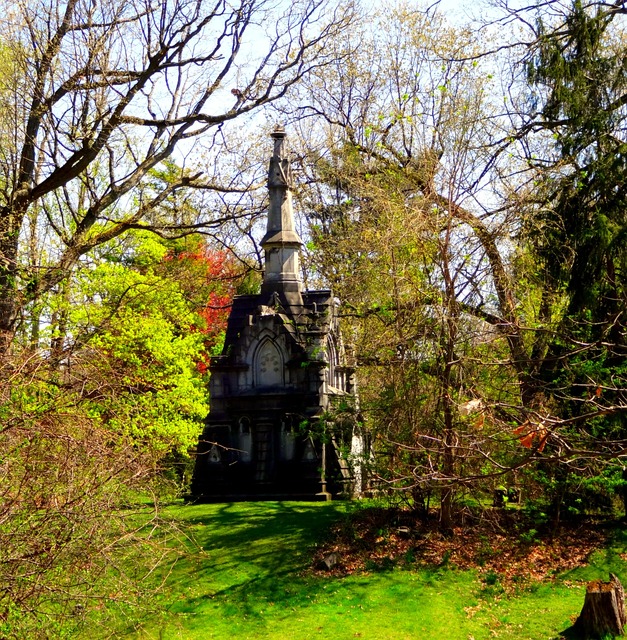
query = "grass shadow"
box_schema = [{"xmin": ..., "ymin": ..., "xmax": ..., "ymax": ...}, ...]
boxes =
[
  {"xmin": 551, "ymin": 625, "xmax": 581, "ymax": 640},
  {"xmin": 123, "ymin": 501, "xmax": 353, "ymax": 633}
]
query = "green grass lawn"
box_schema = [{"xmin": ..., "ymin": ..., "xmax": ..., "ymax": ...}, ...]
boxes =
[{"xmin": 83, "ymin": 501, "xmax": 627, "ymax": 640}]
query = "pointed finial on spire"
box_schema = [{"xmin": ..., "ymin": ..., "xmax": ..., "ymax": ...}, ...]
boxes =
[
  {"xmin": 270, "ymin": 125, "xmax": 287, "ymax": 162},
  {"xmin": 260, "ymin": 126, "xmax": 303, "ymax": 307},
  {"xmin": 271, "ymin": 123, "xmax": 286, "ymax": 137},
  {"xmin": 268, "ymin": 125, "xmax": 292, "ymax": 189}
]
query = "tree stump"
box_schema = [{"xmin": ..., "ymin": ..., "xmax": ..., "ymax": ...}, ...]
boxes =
[{"xmin": 574, "ymin": 574, "xmax": 626, "ymax": 638}]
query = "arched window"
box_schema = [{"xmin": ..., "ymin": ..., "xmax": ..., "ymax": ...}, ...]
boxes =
[
  {"xmin": 238, "ymin": 417, "xmax": 252, "ymax": 462},
  {"xmin": 325, "ymin": 336, "xmax": 341, "ymax": 390},
  {"xmin": 239, "ymin": 417, "xmax": 251, "ymax": 434},
  {"xmin": 208, "ymin": 444, "xmax": 222, "ymax": 464},
  {"xmin": 302, "ymin": 437, "xmax": 317, "ymax": 461},
  {"xmin": 254, "ymin": 339, "xmax": 283, "ymax": 387},
  {"xmin": 280, "ymin": 416, "xmax": 295, "ymax": 461}
]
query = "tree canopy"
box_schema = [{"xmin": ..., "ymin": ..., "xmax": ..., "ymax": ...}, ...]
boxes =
[{"xmin": 0, "ymin": 0, "xmax": 355, "ymax": 350}]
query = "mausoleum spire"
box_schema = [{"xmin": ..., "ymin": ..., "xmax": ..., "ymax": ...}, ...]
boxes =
[
  {"xmin": 191, "ymin": 125, "xmax": 364, "ymax": 503},
  {"xmin": 260, "ymin": 126, "xmax": 303, "ymax": 307}
]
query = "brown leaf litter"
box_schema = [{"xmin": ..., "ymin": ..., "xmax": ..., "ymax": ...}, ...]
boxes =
[{"xmin": 311, "ymin": 506, "xmax": 609, "ymax": 590}]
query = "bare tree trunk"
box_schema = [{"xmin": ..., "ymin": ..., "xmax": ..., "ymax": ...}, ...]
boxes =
[
  {"xmin": 0, "ymin": 293, "xmax": 17, "ymax": 354},
  {"xmin": 0, "ymin": 214, "xmax": 20, "ymax": 355},
  {"xmin": 438, "ymin": 216, "xmax": 458, "ymax": 535},
  {"xmin": 574, "ymin": 574, "xmax": 626, "ymax": 638},
  {"xmin": 440, "ymin": 405, "xmax": 455, "ymax": 534}
]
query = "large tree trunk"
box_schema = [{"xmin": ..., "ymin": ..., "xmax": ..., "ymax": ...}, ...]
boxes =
[
  {"xmin": 0, "ymin": 291, "xmax": 17, "ymax": 353},
  {"xmin": 574, "ymin": 574, "xmax": 626, "ymax": 638},
  {"xmin": 0, "ymin": 213, "xmax": 21, "ymax": 354}
]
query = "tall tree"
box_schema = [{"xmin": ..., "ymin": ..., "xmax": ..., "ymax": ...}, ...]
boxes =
[
  {"xmin": 289, "ymin": 5, "xmax": 525, "ymax": 525},
  {"xmin": 0, "ymin": 229, "xmax": 244, "ymax": 634},
  {"xmin": 498, "ymin": 0, "xmax": 627, "ymax": 516},
  {"xmin": 522, "ymin": 0, "xmax": 627, "ymax": 365}
]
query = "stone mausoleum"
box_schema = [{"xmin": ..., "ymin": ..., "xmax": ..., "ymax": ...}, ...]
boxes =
[{"xmin": 191, "ymin": 127, "xmax": 364, "ymax": 501}]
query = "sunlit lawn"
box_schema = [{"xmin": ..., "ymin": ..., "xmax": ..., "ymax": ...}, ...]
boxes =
[{"xmin": 84, "ymin": 501, "xmax": 627, "ymax": 640}]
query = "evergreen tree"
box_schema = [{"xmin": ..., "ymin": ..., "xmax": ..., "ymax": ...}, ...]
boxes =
[{"xmin": 523, "ymin": 0, "xmax": 627, "ymax": 424}]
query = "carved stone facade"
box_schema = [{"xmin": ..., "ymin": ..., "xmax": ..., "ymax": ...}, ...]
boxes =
[{"xmin": 191, "ymin": 127, "xmax": 363, "ymax": 501}]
